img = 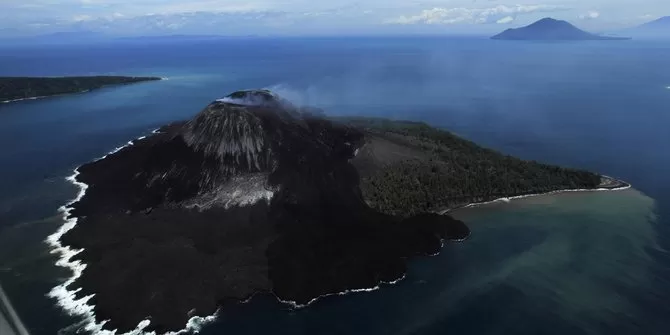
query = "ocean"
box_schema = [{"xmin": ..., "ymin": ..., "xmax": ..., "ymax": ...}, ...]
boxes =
[{"xmin": 0, "ymin": 36, "xmax": 669, "ymax": 335}]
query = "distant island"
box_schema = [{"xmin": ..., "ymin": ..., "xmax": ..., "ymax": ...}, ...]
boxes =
[
  {"xmin": 50, "ymin": 90, "xmax": 629, "ymax": 333},
  {"xmin": 0, "ymin": 76, "xmax": 162, "ymax": 103},
  {"xmin": 492, "ymin": 17, "xmax": 631, "ymax": 40},
  {"xmin": 627, "ymin": 16, "xmax": 670, "ymax": 38}
]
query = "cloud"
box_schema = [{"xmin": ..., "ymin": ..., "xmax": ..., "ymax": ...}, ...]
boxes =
[
  {"xmin": 386, "ymin": 4, "xmax": 568, "ymax": 25},
  {"xmin": 4, "ymin": 0, "xmax": 667, "ymax": 36},
  {"xmin": 53, "ymin": 10, "xmax": 316, "ymax": 35},
  {"xmin": 0, "ymin": 1, "xmax": 378, "ymax": 36},
  {"xmin": 72, "ymin": 14, "xmax": 93, "ymax": 22},
  {"xmin": 147, "ymin": 1, "xmax": 268, "ymax": 15},
  {"xmin": 579, "ymin": 10, "xmax": 600, "ymax": 20},
  {"xmin": 496, "ymin": 16, "xmax": 515, "ymax": 24}
]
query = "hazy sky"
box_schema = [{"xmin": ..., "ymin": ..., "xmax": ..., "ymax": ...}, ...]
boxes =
[{"xmin": 1, "ymin": 0, "xmax": 667, "ymax": 36}]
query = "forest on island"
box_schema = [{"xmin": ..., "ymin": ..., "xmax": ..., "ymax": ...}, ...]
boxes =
[
  {"xmin": 340, "ymin": 117, "xmax": 601, "ymax": 216},
  {"xmin": 0, "ymin": 76, "xmax": 161, "ymax": 102}
]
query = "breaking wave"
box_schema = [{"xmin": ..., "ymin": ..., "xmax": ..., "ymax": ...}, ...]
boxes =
[
  {"xmin": 275, "ymin": 274, "xmax": 407, "ymax": 309},
  {"xmin": 46, "ymin": 129, "xmax": 220, "ymax": 335}
]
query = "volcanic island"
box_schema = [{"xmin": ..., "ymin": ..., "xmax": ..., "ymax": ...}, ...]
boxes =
[{"xmin": 52, "ymin": 90, "xmax": 629, "ymax": 333}]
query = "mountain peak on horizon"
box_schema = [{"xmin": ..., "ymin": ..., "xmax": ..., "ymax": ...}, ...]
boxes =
[
  {"xmin": 525, "ymin": 17, "xmax": 575, "ymax": 29},
  {"xmin": 628, "ymin": 16, "xmax": 670, "ymax": 38},
  {"xmin": 639, "ymin": 15, "xmax": 670, "ymax": 26},
  {"xmin": 535, "ymin": 17, "xmax": 562, "ymax": 23},
  {"xmin": 492, "ymin": 17, "xmax": 630, "ymax": 41}
]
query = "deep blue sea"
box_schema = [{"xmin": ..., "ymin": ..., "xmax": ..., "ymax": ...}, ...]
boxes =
[{"xmin": 1, "ymin": 36, "xmax": 669, "ymax": 335}]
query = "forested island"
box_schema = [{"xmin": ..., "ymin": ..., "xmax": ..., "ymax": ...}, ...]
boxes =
[
  {"xmin": 0, "ymin": 76, "xmax": 162, "ymax": 103},
  {"xmin": 52, "ymin": 90, "xmax": 627, "ymax": 333}
]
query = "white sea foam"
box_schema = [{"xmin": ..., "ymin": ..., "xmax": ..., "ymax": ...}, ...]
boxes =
[
  {"xmin": 449, "ymin": 231, "xmax": 472, "ymax": 243},
  {"xmin": 276, "ymin": 274, "xmax": 408, "ymax": 309},
  {"xmin": 2, "ymin": 77, "xmax": 165, "ymax": 105},
  {"xmin": 428, "ymin": 239, "xmax": 445, "ymax": 257},
  {"xmin": 1, "ymin": 96, "xmax": 50, "ymax": 104},
  {"xmin": 1, "ymin": 89, "xmax": 93, "ymax": 104},
  {"xmin": 452, "ymin": 179, "xmax": 631, "ymax": 212},
  {"xmin": 427, "ymin": 234, "xmax": 472, "ymax": 257},
  {"xmin": 383, "ymin": 273, "xmax": 407, "ymax": 285},
  {"xmin": 47, "ymin": 131, "xmax": 220, "ymax": 335}
]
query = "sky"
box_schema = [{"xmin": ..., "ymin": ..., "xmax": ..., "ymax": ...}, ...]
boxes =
[{"xmin": 0, "ymin": 0, "xmax": 668, "ymax": 37}]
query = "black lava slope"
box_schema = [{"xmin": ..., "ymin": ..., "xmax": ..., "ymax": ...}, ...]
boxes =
[
  {"xmin": 60, "ymin": 90, "xmax": 469, "ymax": 333},
  {"xmin": 59, "ymin": 90, "xmax": 605, "ymax": 333}
]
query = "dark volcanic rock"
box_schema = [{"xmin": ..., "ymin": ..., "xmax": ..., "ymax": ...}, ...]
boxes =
[
  {"xmin": 57, "ymin": 89, "xmax": 607, "ymax": 332},
  {"xmin": 59, "ymin": 90, "xmax": 469, "ymax": 333}
]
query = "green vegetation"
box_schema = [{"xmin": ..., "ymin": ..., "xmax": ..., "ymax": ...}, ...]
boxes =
[
  {"xmin": 0, "ymin": 76, "xmax": 161, "ymax": 102},
  {"xmin": 339, "ymin": 117, "xmax": 602, "ymax": 216}
]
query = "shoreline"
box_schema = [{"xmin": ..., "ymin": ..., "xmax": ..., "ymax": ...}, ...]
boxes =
[
  {"xmin": 274, "ymin": 273, "xmax": 408, "ymax": 309},
  {"xmin": 45, "ymin": 129, "xmax": 209, "ymax": 335},
  {"xmin": 47, "ymin": 128, "xmax": 631, "ymax": 334},
  {"xmin": 439, "ymin": 178, "xmax": 631, "ymax": 215},
  {"xmin": 48, "ymin": 136, "xmax": 411, "ymax": 333},
  {"xmin": 1, "ymin": 91, "xmax": 90, "ymax": 104},
  {"xmin": 1, "ymin": 77, "xmax": 167, "ymax": 105},
  {"xmin": 45, "ymin": 127, "xmax": 451, "ymax": 334}
]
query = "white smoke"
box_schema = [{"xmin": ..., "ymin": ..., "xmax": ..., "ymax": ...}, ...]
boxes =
[
  {"xmin": 216, "ymin": 96, "xmax": 266, "ymax": 106},
  {"xmin": 215, "ymin": 89, "xmax": 293, "ymax": 108},
  {"xmin": 263, "ymin": 84, "xmax": 321, "ymax": 107},
  {"xmin": 579, "ymin": 11, "xmax": 600, "ymax": 20},
  {"xmin": 496, "ymin": 16, "xmax": 515, "ymax": 24}
]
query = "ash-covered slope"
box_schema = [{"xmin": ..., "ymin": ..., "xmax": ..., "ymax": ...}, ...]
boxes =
[{"xmin": 58, "ymin": 90, "xmax": 469, "ymax": 333}]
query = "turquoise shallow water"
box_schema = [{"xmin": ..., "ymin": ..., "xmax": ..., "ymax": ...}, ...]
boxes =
[
  {"xmin": 0, "ymin": 37, "xmax": 669, "ymax": 334},
  {"xmin": 190, "ymin": 189, "xmax": 662, "ymax": 335},
  {"xmin": 441, "ymin": 189, "xmax": 660, "ymax": 334}
]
